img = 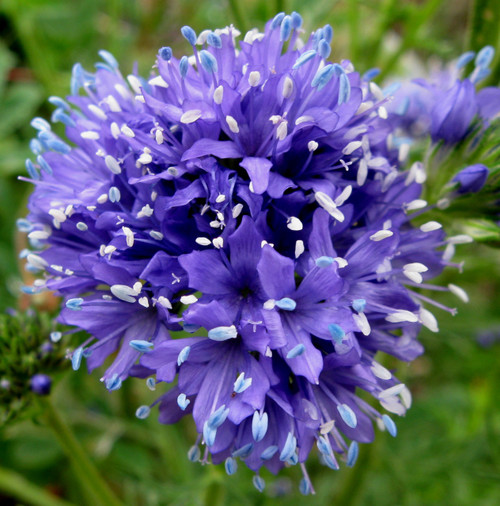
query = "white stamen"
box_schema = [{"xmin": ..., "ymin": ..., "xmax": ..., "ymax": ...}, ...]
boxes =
[
  {"xmin": 157, "ymin": 296, "xmax": 172, "ymax": 309},
  {"xmin": 76, "ymin": 222, "xmax": 88, "ymax": 231},
  {"xmin": 81, "ymin": 131, "xmax": 100, "ymax": 140},
  {"xmin": 342, "ymin": 141, "xmax": 362, "ymax": 155},
  {"xmin": 138, "ymin": 152, "xmax": 153, "ymax": 164},
  {"xmin": 180, "ymin": 294, "xmax": 198, "ymax": 305},
  {"xmin": 386, "ymin": 310, "xmax": 418, "ymax": 323},
  {"xmin": 49, "ymin": 209, "xmax": 66, "ymax": 223},
  {"xmin": 105, "ymin": 155, "xmax": 121, "ymax": 174},
  {"xmin": 232, "ymin": 203, "xmax": 243, "ymax": 219},
  {"xmin": 420, "ymin": 221, "xmax": 442, "ymax": 232},
  {"xmin": 282, "ymin": 76, "xmax": 294, "ymax": 98},
  {"xmin": 276, "ymin": 121, "xmax": 288, "ymax": 140},
  {"xmin": 295, "ymin": 240, "xmax": 304, "ymax": 258},
  {"xmin": 97, "ymin": 193, "xmax": 108, "ymax": 204},
  {"xmin": 110, "ymin": 122, "xmax": 120, "ymax": 139},
  {"xmin": 263, "ymin": 299, "xmax": 275, "ymax": 310},
  {"xmin": 315, "ymin": 191, "xmax": 345, "ymax": 222},
  {"xmin": 27, "ymin": 254, "xmax": 48, "ymax": 270},
  {"xmin": 180, "ymin": 109, "xmax": 202, "ymax": 124},
  {"xmin": 137, "ymin": 204, "xmax": 154, "ymax": 218},
  {"xmin": 195, "ymin": 237, "xmax": 211, "ymax": 246},
  {"xmin": 248, "ymin": 71, "xmax": 261, "ymax": 87},
  {"xmin": 353, "ymin": 312, "xmax": 371, "ymax": 336},
  {"xmin": 150, "ymin": 230, "xmax": 164, "ymax": 240},
  {"xmin": 419, "ymin": 307, "xmax": 439, "ymax": 331},
  {"xmin": 287, "ymin": 216, "xmax": 303, "ymax": 231},
  {"xmin": 378, "ymin": 106, "xmax": 388, "ymax": 119},
  {"xmin": 371, "ymin": 362, "xmax": 392, "ymax": 380},
  {"xmin": 213, "ymin": 237, "xmax": 224, "ymax": 249},
  {"xmin": 127, "ymin": 75, "xmax": 142, "ymax": 95},
  {"xmin": 121, "ymin": 124, "xmax": 135, "ymax": 137},
  {"xmin": 295, "ymin": 115, "xmax": 313, "ymax": 125},
  {"xmin": 369, "ymin": 230, "xmax": 393, "ymax": 241},
  {"xmin": 357, "ymin": 159, "xmax": 368, "ymax": 186},
  {"xmin": 155, "ymin": 129, "xmax": 164, "ymax": 144},
  {"xmin": 213, "ymin": 85, "xmax": 224, "ymax": 104},
  {"xmin": 110, "ymin": 284, "xmax": 138, "ymax": 303},
  {"xmin": 215, "ymin": 194, "xmax": 226, "ymax": 203},
  {"xmin": 335, "ymin": 185, "xmax": 352, "ymax": 206},
  {"xmin": 138, "ymin": 296, "xmax": 149, "ymax": 308},
  {"xmin": 378, "ymin": 384, "xmax": 406, "ymax": 399},
  {"xmin": 403, "ymin": 271, "xmax": 423, "ymax": 283},
  {"xmin": 105, "ymin": 95, "xmax": 121, "ymax": 112},
  {"xmin": 404, "ymin": 262, "xmax": 428, "ymax": 273},
  {"xmin": 448, "ymin": 284, "xmax": 469, "ymax": 303},
  {"xmin": 122, "ymin": 226, "xmax": 134, "ymax": 247},
  {"xmin": 308, "ymin": 140, "xmax": 318, "ymax": 152},
  {"xmin": 226, "ymin": 115, "xmax": 239, "ymax": 133},
  {"xmin": 334, "ymin": 257, "xmax": 348, "ymax": 268},
  {"xmin": 398, "ymin": 143, "xmax": 410, "ymax": 162},
  {"xmin": 405, "ymin": 199, "xmax": 427, "ymax": 211},
  {"xmin": 447, "ymin": 234, "xmax": 473, "ymax": 244},
  {"xmin": 148, "ymin": 75, "xmax": 169, "ymax": 88},
  {"xmin": 88, "ymin": 104, "xmax": 107, "ymax": 120}
]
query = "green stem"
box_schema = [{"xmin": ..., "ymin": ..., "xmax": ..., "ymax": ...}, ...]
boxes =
[
  {"xmin": 202, "ymin": 467, "xmax": 226, "ymax": 506},
  {"xmin": 347, "ymin": 0, "xmax": 360, "ymax": 62},
  {"xmin": 0, "ymin": 465, "xmax": 74, "ymax": 506},
  {"xmin": 39, "ymin": 397, "xmax": 123, "ymax": 506}
]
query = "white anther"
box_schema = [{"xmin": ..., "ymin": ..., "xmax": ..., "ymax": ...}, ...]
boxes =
[
  {"xmin": 269, "ymin": 115, "xmax": 281, "ymax": 125},
  {"xmin": 114, "ymin": 83, "xmax": 131, "ymax": 100},
  {"xmin": 370, "ymin": 362, "xmax": 392, "ymax": 380},
  {"xmin": 334, "ymin": 185, "xmax": 352, "ymax": 206},
  {"xmin": 127, "ymin": 74, "xmax": 142, "ymax": 95},
  {"xmin": 76, "ymin": 222, "xmax": 88, "ymax": 231},
  {"xmin": 105, "ymin": 95, "xmax": 122, "ymax": 112},
  {"xmin": 195, "ymin": 237, "xmax": 211, "ymax": 246},
  {"xmin": 342, "ymin": 141, "xmax": 362, "ymax": 155},
  {"xmin": 180, "ymin": 294, "xmax": 198, "ymax": 305},
  {"xmin": 28, "ymin": 230, "xmax": 50, "ymax": 240},
  {"xmin": 263, "ymin": 299, "xmax": 275, "ymax": 310},
  {"xmin": 295, "ymin": 240, "xmax": 305, "ymax": 258},
  {"xmin": 121, "ymin": 124, "xmax": 135, "ymax": 137},
  {"xmin": 88, "ymin": 104, "xmax": 107, "ymax": 120},
  {"xmin": 287, "ymin": 216, "xmax": 303, "ymax": 231},
  {"xmin": 369, "ymin": 230, "xmax": 393, "ymax": 241},
  {"xmin": 110, "ymin": 122, "xmax": 120, "ymax": 139},
  {"xmin": 226, "ymin": 115, "xmax": 239, "ymax": 133},
  {"xmin": 353, "ymin": 312, "xmax": 371, "ymax": 336},
  {"xmin": 334, "ymin": 257, "xmax": 348, "ymax": 268},
  {"xmin": 378, "ymin": 106, "xmax": 388, "ymax": 119},
  {"xmin": 420, "ymin": 221, "xmax": 442, "ymax": 233},
  {"xmin": 419, "ymin": 308, "xmax": 439, "ymax": 332},
  {"xmin": 155, "ymin": 129, "xmax": 164, "ymax": 144},
  {"xmin": 137, "ymin": 204, "xmax": 153, "ymax": 218},
  {"xmin": 180, "ymin": 109, "xmax": 202, "ymax": 124},
  {"xmin": 405, "ymin": 199, "xmax": 427, "ymax": 211},
  {"xmin": 213, "ymin": 237, "xmax": 224, "ymax": 249},
  {"xmin": 156, "ymin": 296, "xmax": 172, "ymax": 309},
  {"xmin": 369, "ymin": 82, "xmax": 384, "ymax": 100},
  {"xmin": 27, "ymin": 254, "xmax": 48, "ymax": 270},
  {"xmin": 357, "ymin": 159, "xmax": 368, "ymax": 186},
  {"xmin": 135, "ymin": 95, "xmax": 146, "ymax": 103},
  {"xmin": 213, "ymin": 85, "xmax": 224, "ymax": 104},
  {"xmin": 138, "ymin": 152, "xmax": 153, "ymax": 164},
  {"xmin": 150, "ymin": 230, "xmax": 163, "ymax": 240},
  {"xmin": 122, "ymin": 226, "xmax": 134, "ymax": 247},
  {"xmin": 138, "ymin": 296, "xmax": 150, "ymax": 308},
  {"xmin": 282, "ymin": 76, "xmax": 294, "ymax": 98},
  {"xmin": 398, "ymin": 143, "xmax": 410, "ymax": 162},
  {"xmin": 81, "ymin": 131, "xmax": 100, "ymax": 140},
  {"xmin": 105, "ymin": 155, "xmax": 121, "ymax": 174},
  {"xmin": 315, "ymin": 191, "xmax": 345, "ymax": 222},
  {"xmin": 447, "ymin": 234, "xmax": 473, "ymax": 244},
  {"xmin": 276, "ymin": 121, "xmax": 288, "ymax": 141},
  {"xmin": 110, "ymin": 284, "xmax": 138, "ymax": 303},
  {"xmin": 378, "ymin": 384, "xmax": 406, "ymax": 399},
  {"xmin": 448, "ymin": 284, "xmax": 469, "ymax": 303},
  {"xmin": 148, "ymin": 75, "xmax": 169, "ymax": 88},
  {"xmin": 308, "ymin": 140, "xmax": 318, "ymax": 152},
  {"xmin": 104, "ymin": 245, "xmax": 116, "ymax": 255},
  {"xmin": 248, "ymin": 71, "xmax": 261, "ymax": 87},
  {"xmin": 215, "ymin": 194, "xmax": 226, "ymax": 203},
  {"xmin": 295, "ymin": 115, "xmax": 313, "ymax": 125},
  {"xmin": 97, "ymin": 193, "xmax": 108, "ymax": 204},
  {"xmin": 232, "ymin": 203, "xmax": 243, "ymax": 219},
  {"xmin": 385, "ymin": 310, "xmax": 418, "ymax": 323},
  {"xmin": 403, "ymin": 271, "xmax": 423, "ymax": 284},
  {"xmin": 49, "ymin": 209, "xmax": 67, "ymax": 223}
]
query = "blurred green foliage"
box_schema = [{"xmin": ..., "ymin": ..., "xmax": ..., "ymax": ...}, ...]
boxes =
[{"xmin": 0, "ymin": 0, "xmax": 499, "ymax": 505}]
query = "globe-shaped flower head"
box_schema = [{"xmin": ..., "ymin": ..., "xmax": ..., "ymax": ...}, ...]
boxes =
[{"xmin": 21, "ymin": 12, "xmax": 466, "ymax": 493}]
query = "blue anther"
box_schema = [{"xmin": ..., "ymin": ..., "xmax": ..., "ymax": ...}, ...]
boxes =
[
  {"xmin": 323, "ymin": 24, "xmax": 333, "ymax": 44},
  {"xmin": 30, "ymin": 117, "xmax": 51, "ymax": 131},
  {"xmin": 352, "ymin": 298, "xmax": 366, "ymax": 313},
  {"xmin": 95, "ymin": 63, "xmax": 115, "ymax": 72},
  {"xmin": 51, "ymin": 108, "xmax": 76, "ymax": 128},
  {"xmin": 71, "ymin": 347, "xmax": 83, "ymax": 371},
  {"xmin": 135, "ymin": 405, "xmax": 151, "ymax": 419},
  {"xmin": 159, "ymin": 46, "xmax": 172, "ymax": 61},
  {"xmin": 346, "ymin": 441, "xmax": 359, "ymax": 467},
  {"xmin": 183, "ymin": 323, "xmax": 199, "ymax": 333},
  {"xmin": 177, "ymin": 345, "xmax": 191, "ymax": 366},
  {"xmin": 271, "ymin": 12, "xmax": 285, "ymax": 29},
  {"xmin": 66, "ymin": 298, "xmax": 84, "ymax": 310},
  {"xmin": 316, "ymin": 256, "xmax": 334, "ymax": 268},
  {"xmin": 362, "ymin": 68, "xmax": 381, "ymax": 81},
  {"xmin": 177, "ymin": 393, "xmax": 190, "ymax": 410},
  {"xmin": 82, "ymin": 349, "xmax": 93, "ymax": 358},
  {"xmin": 253, "ymin": 475, "xmax": 265, "ymax": 493},
  {"xmin": 317, "ymin": 436, "xmax": 332, "ymax": 456},
  {"xmin": 291, "ymin": 12, "xmax": 303, "ymax": 29},
  {"xmin": 299, "ymin": 478, "xmax": 311, "ymax": 495},
  {"xmin": 225, "ymin": 457, "xmax": 237, "ymax": 475},
  {"xmin": 323, "ymin": 453, "xmax": 339, "ymax": 470},
  {"xmin": 287, "ymin": 452, "xmax": 299, "ymax": 466},
  {"xmin": 203, "ymin": 420, "xmax": 217, "ymax": 446},
  {"xmin": 46, "ymin": 138, "xmax": 71, "ymax": 154},
  {"xmin": 279, "ymin": 432, "xmax": 297, "ymax": 461},
  {"xmin": 252, "ymin": 411, "xmax": 268, "ymax": 442},
  {"xmin": 456, "ymin": 51, "xmax": 475, "ymax": 69},
  {"xmin": 286, "ymin": 344, "xmax": 305, "ymax": 359},
  {"xmin": 318, "ymin": 39, "xmax": 331, "ymax": 59},
  {"xmin": 233, "ymin": 372, "xmax": 252, "ymax": 394},
  {"xmin": 37, "ymin": 156, "xmax": 53, "ymax": 175},
  {"xmin": 328, "ymin": 323, "xmax": 345, "ymax": 344},
  {"xmin": 207, "ymin": 32, "xmax": 222, "ymax": 48},
  {"xmin": 338, "ymin": 72, "xmax": 351, "ymax": 104},
  {"xmin": 129, "ymin": 340, "xmax": 154, "ymax": 352},
  {"xmin": 109, "ymin": 186, "xmax": 121, "ymax": 203},
  {"xmin": 260, "ymin": 445, "xmax": 278, "ymax": 460},
  {"xmin": 50, "ymin": 331, "xmax": 62, "ymax": 342},
  {"xmin": 312, "ymin": 28, "xmax": 324, "ymax": 49},
  {"xmin": 146, "ymin": 377, "xmax": 156, "ymax": 390},
  {"xmin": 471, "ymin": 66, "xmax": 491, "ymax": 83},
  {"xmin": 179, "ymin": 56, "xmax": 189, "ymax": 79},
  {"xmin": 105, "ymin": 373, "xmax": 122, "ymax": 391},
  {"xmin": 312, "ymin": 64, "xmax": 336, "ymax": 91},
  {"xmin": 280, "ymin": 15, "xmax": 292, "ymax": 41},
  {"xmin": 337, "ymin": 403, "xmax": 358, "ymax": 428},
  {"xmin": 199, "ymin": 50, "xmax": 218, "ymax": 73},
  {"xmin": 396, "ymin": 97, "xmax": 410, "ymax": 116},
  {"xmin": 382, "ymin": 414, "xmax": 397, "ymax": 437},
  {"xmin": 232, "ymin": 443, "xmax": 253, "ymax": 459},
  {"xmin": 98, "ymin": 50, "xmax": 119, "ymax": 69},
  {"xmin": 475, "ymin": 45, "xmax": 495, "ymax": 69},
  {"xmin": 293, "ymin": 50, "xmax": 317, "ymax": 69},
  {"xmin": 30, "ymin": 139, "xmax": 44, "ymax": 155},
  {"xmin": 208, "ymin": 405, "xmax": 229, "ymax": 428},
  {"xmin": 25, "ymin": 159, "xmax": 39, "ymax": 180},
  {"xmin": 48, "ymin": 96, "xmax": 70, "ymax": 111},
  {"xmin": 187, "ymin": 445, "xmax": 201, "ymax": 462},
  {"xmin": 181, "ymin": 25, "xmax": 197, "ymax": 46},
  {"xmin": 71, "ymin": 63, "xmax": 84, "ymax": 95},
  {"xmin": 19, "ymin": 248, "xmax": 31, "ymax": 258},
  {"xmin": 21, "ymin": 286, "xmax": 37, "ymax": 295},
  {"xmin": 275, "ymin": 297, "xmax": 297, "ymax": 311},
  {"xmin": 208, "ymin": 325, "xmax": 237, "ymax": 341},
  {"xmin": 383, "ymin": 82, "xmax": 401, "ymax": 97}
]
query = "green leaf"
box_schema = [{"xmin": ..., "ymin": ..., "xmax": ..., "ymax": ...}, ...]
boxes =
[{"xmin": 0, "ymin": 42, "xmax": 16, "ymax": 97}]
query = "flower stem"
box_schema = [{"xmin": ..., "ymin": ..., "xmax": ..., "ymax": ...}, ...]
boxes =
[
  {"xmin": 0, "ymin": 465, "xmax": 73, "ymax": 506},
  {"xmin": 39, "ymin": 397, "xmax": 123, "ymax": 506}
]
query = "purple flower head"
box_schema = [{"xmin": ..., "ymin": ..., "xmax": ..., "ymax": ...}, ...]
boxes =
[
  {"xmin": 30, "ymin": 374, "xmax": 52, "ymax": 396},
  {"xmin": 20, "ymin": 13, "xmax": 467, "ymax": 492},
  {"xmin": 452, "ymin": 164, "xmax": 489, "ymax": 194}
]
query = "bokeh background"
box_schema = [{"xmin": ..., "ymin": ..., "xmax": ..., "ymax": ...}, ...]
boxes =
[{"xmin": 0, "ymin": 1, "xmax": 499, "ymax": 505}]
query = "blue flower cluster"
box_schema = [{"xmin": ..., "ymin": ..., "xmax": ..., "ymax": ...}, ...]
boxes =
[{"xmin": 20, "ymin": 13, "xmax": 482, "ymax": 493}]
